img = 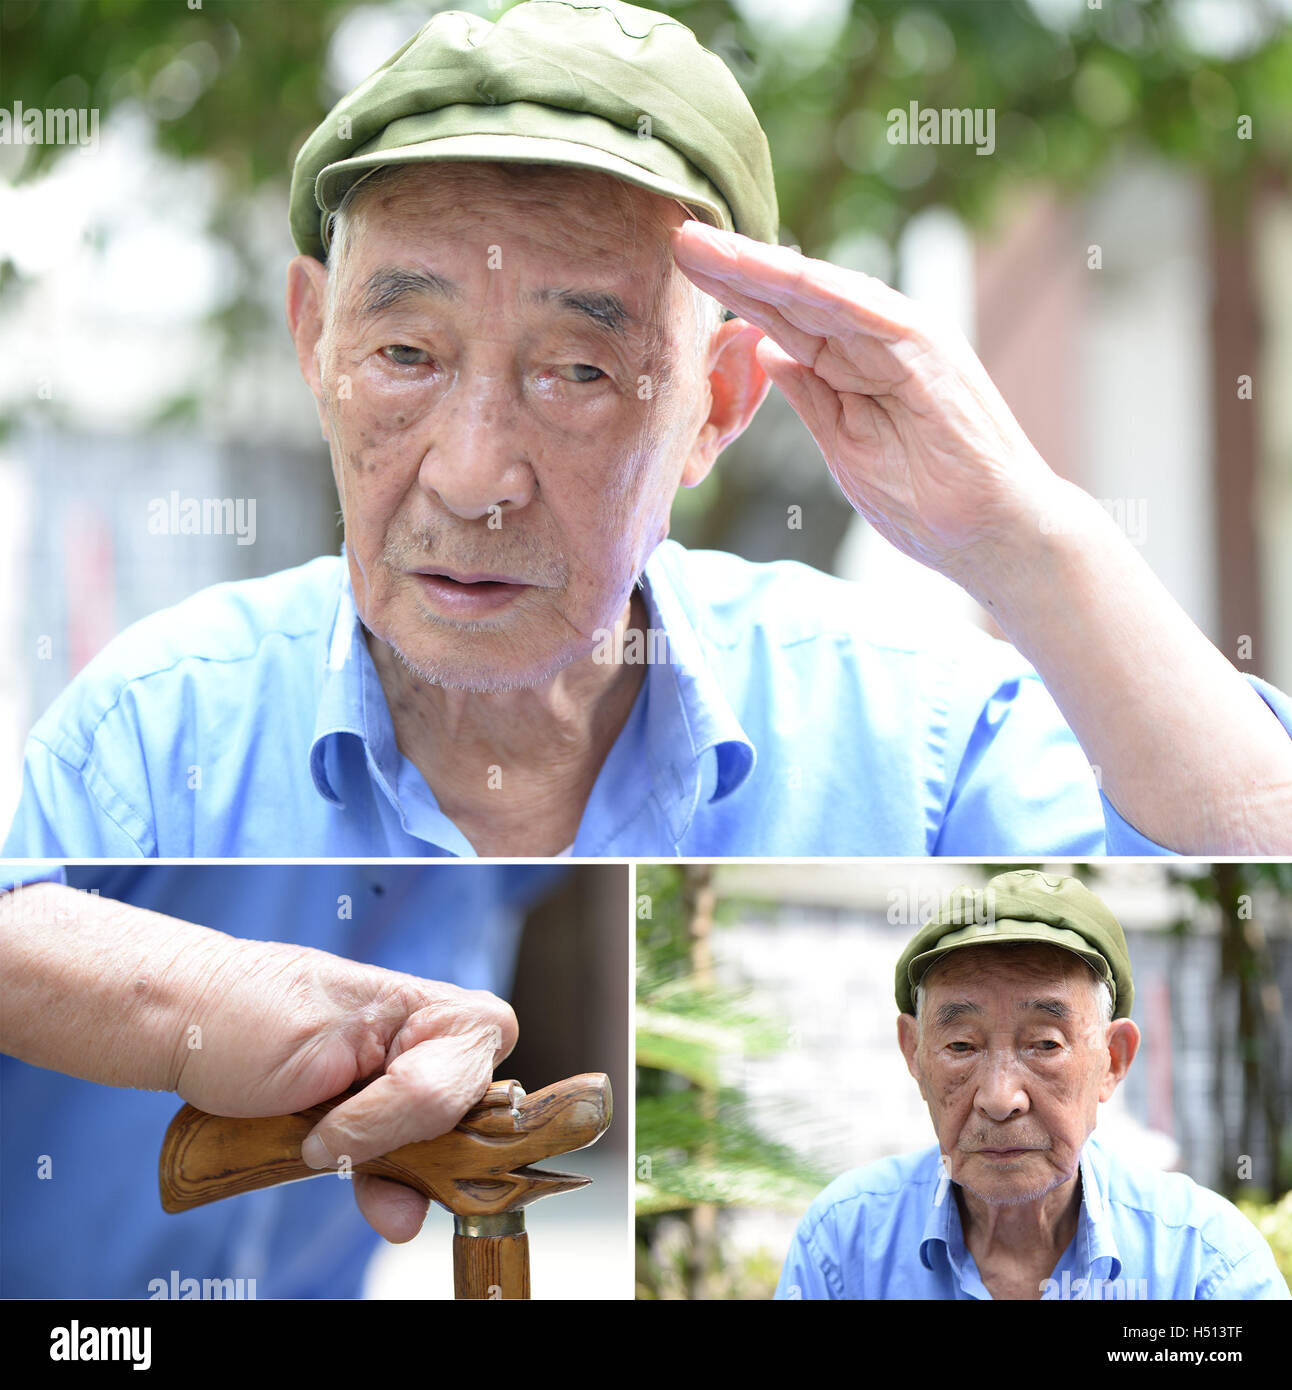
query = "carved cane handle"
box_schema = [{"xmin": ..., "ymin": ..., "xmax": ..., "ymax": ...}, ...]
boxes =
[{"xmin": 159, "ymin": 1073, "xmax": 612, "ymax": 1219}]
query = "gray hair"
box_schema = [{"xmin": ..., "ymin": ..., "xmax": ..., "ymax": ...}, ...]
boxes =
[{"xmin": 323, "ymin": 163, "xmax": 725, "ymax": 357}]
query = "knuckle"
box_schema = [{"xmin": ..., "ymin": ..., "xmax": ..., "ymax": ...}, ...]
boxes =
[{"xmin": 462, "ymin": 987, "xmax": 517, "ymax": 1036}]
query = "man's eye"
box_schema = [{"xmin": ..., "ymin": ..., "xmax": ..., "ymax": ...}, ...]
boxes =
[
  {"xmin": 555, "ymin": 363, "xmax": 606, "ymax": 383},
  {"xmin": 1033, "ymin": 1040, "xmax": 1061, "ymax": 1051},
  {"xmin": 947, "ymin": 1042, "xmax": 973, "ymax": 1053},
  {"xmin": 382, "ymin": 345, "xmax": 430, "ymax": 366}
]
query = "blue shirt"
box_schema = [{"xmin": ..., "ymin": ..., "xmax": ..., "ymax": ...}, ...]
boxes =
[
  {"xmin": 776, "ymin": 1137, "xmax": 1291, "ymax": 1300},
  {"xmin": 0, "ymin": 862, "xmax": 563, "ymax": 1299},
  {"xmin": 5, "ymin": 544, "xmax": 1291, "ymax": 856}
]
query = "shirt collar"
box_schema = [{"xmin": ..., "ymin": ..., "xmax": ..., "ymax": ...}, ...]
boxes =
[
  {"xmin": 1073, "ymin": 1135, "xmax": 1123, "ymax": 1284},
  {"xmin": 918, "ymin": 1138, "xmax": 1123, "ymax": 1289},
  {"xmin": 307, "ymin": 543, "xmax": 758, "ymax": 844},
  {"xmin": 919, "ymin": 1151, "xmax": 966, "ymax": 1273},
  {"xmin": 638, "ymin": 542, "xmax": 756, "ymax": 813},
  {"xmin": 308, "ymin": 559, "xmax": 405, "ymax": 816},
  {"xmin": 309, "ymin": 558, "xmax": 362, "ymax": 807}
]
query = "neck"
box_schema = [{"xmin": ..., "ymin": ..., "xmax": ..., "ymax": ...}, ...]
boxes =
[
  {"xmin": 956, "ymin": 1171, "xmax": 1083, "ymax": 1301},
  {"xmin": 366, "ymin": 590, "xmax": 649, "ymax": 855}
]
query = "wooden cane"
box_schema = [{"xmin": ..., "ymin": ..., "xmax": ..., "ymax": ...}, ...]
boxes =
[{"xmin": 159, "ymin": 1072, "xmax": 612, "ymax": 1299}]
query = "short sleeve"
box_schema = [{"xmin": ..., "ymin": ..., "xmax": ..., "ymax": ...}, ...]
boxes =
[
  {"xmin": 934, "ymin": 669, "xmax": 1108, "ymax": 855},
  {"xmin": 1248, "ymin": 674, "xmax": 1292, "ymax": 735},
  {"xmin": 775, "ymin": 1203, "xmax": 850, "ymax": 1300},
  {"xmin": 1201, "ymin": 1245, "xmax": 1291, "ymax": 1300},
  {"xmin": 3, "ymin": 738, "xmax": 148, "ymax": 858},
  {"xmin": 936, "ymin": 668, "xmax": 1292, "ymax": 857}
]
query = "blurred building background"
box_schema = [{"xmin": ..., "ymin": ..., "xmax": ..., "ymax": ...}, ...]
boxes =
[
  {"xmin": 4, "ymin": 0, "xmax": 1292, "ymax": 827},
  {"xmin": 675, "ymin": 856, "xmax": 1290, "ymax": 1289}
]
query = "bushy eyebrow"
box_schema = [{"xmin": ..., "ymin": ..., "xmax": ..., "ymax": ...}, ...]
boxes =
[
  {"xmin": 356, "ymin": 267, "xmax": 458, "ymax": 320},
  {"xmin": 935, "ymin": 1001, "xmax": 982, "ymax": 1029},
  {"xmin": 528, "ymin": 287, "xmax": 634, "ymax": 336},
  {"xmin": 1019, "ymin": 998, "xmax": 1072, "ymax": 1020},
  {"xmin": 933, "ymin": 997, "xmax": 1072, "ymax": 1028},
  {"xmin": 350, "ymin": 270, "xmax": 664, "ymax": 356}
]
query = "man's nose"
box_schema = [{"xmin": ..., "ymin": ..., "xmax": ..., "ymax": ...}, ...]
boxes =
[
  {"xmin": 973, "ymin": 1048, "xmax": 1030, "ymax": 1123},
  {"xmin": 416, "ymin": 374, "xmax": 536, "ymax": 521}
]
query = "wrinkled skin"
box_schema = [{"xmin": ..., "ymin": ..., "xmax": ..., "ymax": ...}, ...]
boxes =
[
  {"xmin": 288, "ymin": 162, "xmax": 766, "ymax": 695},
  {"xmin": 0, "ymin": 882, "xmax": 518, "ymax": 1245},
  {"xmin": 175, "ymin": 933, "xmax": 517, "ymax": 1243}
]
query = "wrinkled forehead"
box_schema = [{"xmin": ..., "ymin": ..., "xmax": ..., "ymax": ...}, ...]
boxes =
[
  {"xmin": 921, "ymin": 943, "xmax": 1099, "ymax": 1007},
  {"xmin": 334, "ymin": 161, "xmax": 685, "ymax": 298}
]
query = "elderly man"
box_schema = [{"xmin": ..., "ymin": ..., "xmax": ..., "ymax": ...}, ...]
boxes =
[
  {"xmin": 776, "ymin": 871, "xmax": 1290, "ymax": 1300},
  {"xmin": 6, "ymin": 0, "xmax": 1292, "ymax": 856}
]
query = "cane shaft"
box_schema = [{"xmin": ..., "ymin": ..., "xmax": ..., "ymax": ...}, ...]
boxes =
[{"xmin": 453, "ymin": 1231, "xmax": 530, "ymax": 1300}]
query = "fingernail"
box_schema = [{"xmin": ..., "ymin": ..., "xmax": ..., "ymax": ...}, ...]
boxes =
[{"xmin": 302, "ymin": 1133, "xmax": 333, "ymax": 1169}]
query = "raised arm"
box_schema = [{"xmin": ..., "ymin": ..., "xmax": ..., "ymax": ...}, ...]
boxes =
[{"xmin": 672, "ymin": 222, "xmax": 1292, "ymax": 852}]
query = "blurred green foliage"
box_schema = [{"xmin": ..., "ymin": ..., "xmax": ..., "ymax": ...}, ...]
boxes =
[
  {"xmin": 5, "ymin": 0, "xmax": 1289, "ymax": 263},
  {"xmin": 636, "ymin": 863, "xmax": 829, "ymax": 1297},
  {"xmin": 7, "ymin": 0, "xmax": 1286, "ymax": 530}
]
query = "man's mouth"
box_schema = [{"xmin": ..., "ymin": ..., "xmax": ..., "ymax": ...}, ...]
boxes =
[{"xmin": 410, "ymin": 568, "xmax": 533, "ymax": 618}]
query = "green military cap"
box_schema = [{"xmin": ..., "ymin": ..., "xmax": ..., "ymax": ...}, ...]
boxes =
[
  {"xmin": 289, "ymin": 0, "xmax": 779, "ymax": 262},
  {"xmin": 894, "ymin": 870, "xmax": 1134, "ymax": 1019}
]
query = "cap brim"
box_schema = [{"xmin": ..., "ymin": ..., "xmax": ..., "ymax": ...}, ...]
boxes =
[
  {"xmin": 906, "ymin": 920, "xmax": 1117, "ymax": 1006},
  {"xmin": 314, "ymin": 116, "xmax": 732, "ymax": 256}
]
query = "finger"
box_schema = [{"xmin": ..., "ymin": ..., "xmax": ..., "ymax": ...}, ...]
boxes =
[
  {"xmin": 672, "ymin": 220, "xmax": 899, "ymax": 322},
  {"xmin": 673, "ymin": 222, "xmax": 918, "ymax": 347},
  {"xmin": 353, "ymin": 1172, "xmax": 430, "ymax": 1245},
  {"xmin": 675, "ymin": 260, "xmax": 824, "ymax": 369},
  {"xmin": 301, "ymin": 1025, "xmax": 502, "ymax": 1169},
  {"xmin": 386, "ymin": 988, "xmax": 518, "ymax": 1068},
  {"xmin": 688, "ymin": 257, "xmax": 921, "ymax": 399}
]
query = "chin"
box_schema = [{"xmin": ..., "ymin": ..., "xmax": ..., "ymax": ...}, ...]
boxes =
[
  {"xmin": 961, "ymin": 1179, "xmax": 1066, "ymax": 1208},
  {"xmin": 388, "ymin": 626, "xmax": 581, "ymax": 694},
  {"xmin": 956, "ymin": 1155, "xmax": 1068, "ymax": 1207}
]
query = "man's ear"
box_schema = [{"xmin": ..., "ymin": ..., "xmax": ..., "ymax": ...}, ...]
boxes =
[
  {"xmin": 680, "ymin": 319, "xmax": 772, "ymax": 488},
  {"xmin": 285, "ymin": 255, "xmax": 331, "ymax": 433},
  {"xmin": 1099, "ymin": 1018, "xmax": 1141, "ymax": 1102},
  {"xmin": 897, "ymin": 1013, "xmax": 924, "ymax": 1090}
]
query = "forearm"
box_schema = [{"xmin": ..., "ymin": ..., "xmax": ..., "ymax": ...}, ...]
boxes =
[
  {"xmin": 0, "ymin": 882, "xmax": 235, "ymax": 1091},
  {"xmin": 970, "ymin": 479, "xmax": 1292, "ymax": 852}
]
